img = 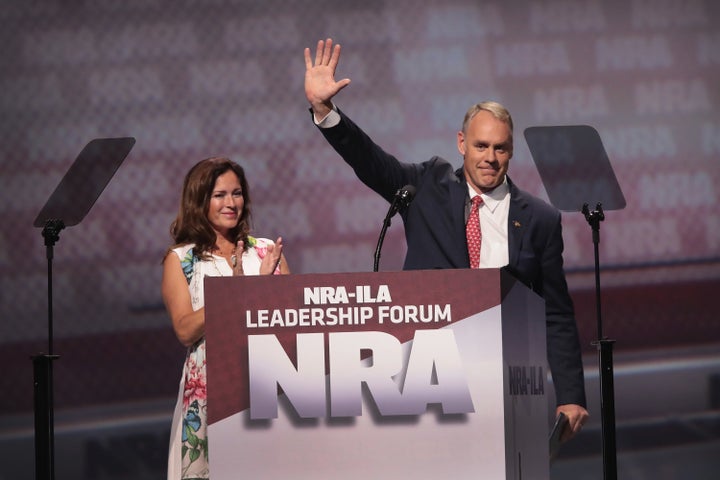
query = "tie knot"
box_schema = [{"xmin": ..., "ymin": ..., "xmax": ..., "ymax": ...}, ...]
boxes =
[{"xmin": 471, "ymin": 195, "xmax": 483, "ymax": 210}]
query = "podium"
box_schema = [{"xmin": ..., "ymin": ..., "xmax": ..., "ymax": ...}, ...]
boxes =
[{"xmin": 205, "ymin": 268, "xmax": 549, "ymax": 479}]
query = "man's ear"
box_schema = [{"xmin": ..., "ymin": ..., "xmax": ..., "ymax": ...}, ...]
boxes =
[{"xmin": 457, "ymin": 131, "xmax": 466, "ymax": 155}]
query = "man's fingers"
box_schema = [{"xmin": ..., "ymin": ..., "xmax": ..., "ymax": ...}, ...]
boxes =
[
  {"xmin": 308, "ymin": 39, "xmax": 337, "ymax": 69},
  {"xmin": 321, "ymin": 38, "xmax": 333, "ymax": 65},
  {"xmin": 304, "ymin": 47, "xmax": 313, "ymax": 70},
  {"xmin": 336, "ymin": 78, "xmax": 351, "ymax": 91},
  {"xmin": 314, "ymin": 39, "xmax": 324, "ymax": 65},
  {"xmin": 573, "ymin": 415, "xmax": 587, "ymax": 435},
  {"xmin": 328, "ymin": 43, "xmax": 341, "ymax": 70}
]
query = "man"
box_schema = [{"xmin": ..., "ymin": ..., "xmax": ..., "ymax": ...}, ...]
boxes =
[{"xmin": 304, "ymin": 38, "xmax": 588, "ymax": 440}]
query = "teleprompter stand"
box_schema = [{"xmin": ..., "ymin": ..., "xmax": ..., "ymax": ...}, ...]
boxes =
[
  {"xmin": 32, "ymin": 137, "xmax": 135, "ymax": 480},
  {"xmin": 525, "ymin": 125, "xmax": 626, "ymax": 480}
]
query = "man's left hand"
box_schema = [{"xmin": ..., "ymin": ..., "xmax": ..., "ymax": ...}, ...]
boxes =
[{"xmin": 556, "ymin": 403, "xmax": 589, "ymax": 442}]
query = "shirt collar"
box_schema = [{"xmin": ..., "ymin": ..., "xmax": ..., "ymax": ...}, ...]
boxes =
[{"xmin": 467, "ymin": 177, "xmax": 509, "ymax": 213}]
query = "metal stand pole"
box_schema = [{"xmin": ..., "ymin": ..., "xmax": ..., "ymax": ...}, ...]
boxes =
[
  {"xmin": 583, "ymin": 203, "xmax": 617, "ymax": 480},
  {"xmin": 34, "ymin": 219, "xmax": 64, "ymax": 480}
]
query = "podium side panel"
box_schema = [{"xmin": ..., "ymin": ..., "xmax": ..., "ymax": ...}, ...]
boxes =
[{"xmin": 501, "ymin": 274, "xmax": 550, "ymax": 480}]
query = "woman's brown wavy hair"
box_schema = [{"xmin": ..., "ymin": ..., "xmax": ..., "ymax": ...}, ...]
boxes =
[{"xmin": 168, "ymin": 156, "xmax": 252, "ymax": 260}]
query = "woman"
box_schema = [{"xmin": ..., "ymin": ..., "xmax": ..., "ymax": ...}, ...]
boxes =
[{"xmin": 162, "ymin": 157, "xmax": 290, "ymax": 479}]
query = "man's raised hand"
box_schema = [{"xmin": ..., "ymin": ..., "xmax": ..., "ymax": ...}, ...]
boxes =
[{"xmin": 304, "ymin": 38, "xmax": 351, "ymax": 120}]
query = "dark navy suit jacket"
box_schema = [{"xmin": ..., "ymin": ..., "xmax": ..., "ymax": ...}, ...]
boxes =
[{"xmin": 318, "ymin": 108, "xmax": 586, "ymax": 407}]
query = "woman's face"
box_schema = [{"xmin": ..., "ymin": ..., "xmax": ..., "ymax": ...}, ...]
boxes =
[{"xmin": 206, "ymin": 169, "xmax": 244, "ymax": 236}]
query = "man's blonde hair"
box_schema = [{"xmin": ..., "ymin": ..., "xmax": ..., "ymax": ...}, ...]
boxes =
[{"xmin": 461, "ymin": 101, "xmax": 514, "ymax": 147}]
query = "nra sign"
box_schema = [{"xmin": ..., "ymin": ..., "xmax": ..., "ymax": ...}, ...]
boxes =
[{"xmin": 204, "ymin": 269, "xmax": 549, "ymax": 480}]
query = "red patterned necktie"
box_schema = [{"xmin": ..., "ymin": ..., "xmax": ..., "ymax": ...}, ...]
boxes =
[{"xmin": 466, "ymin": 195, "xmax": 483, "ymax": 269}]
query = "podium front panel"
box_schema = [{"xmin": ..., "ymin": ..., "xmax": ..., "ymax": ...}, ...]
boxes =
[{"xmin": 205, "ymin": 269, "xmax": 548, "ymax": 479}]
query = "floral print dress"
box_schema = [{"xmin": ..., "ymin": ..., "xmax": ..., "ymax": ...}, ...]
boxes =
[{"xmin": 167, "ymin": 237, "xmax": 279, "ymax": 480}]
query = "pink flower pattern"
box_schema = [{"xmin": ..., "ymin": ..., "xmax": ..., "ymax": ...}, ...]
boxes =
[{"xmin": 183, "ymin": 353, "xmax": 207, "ymax": 410}]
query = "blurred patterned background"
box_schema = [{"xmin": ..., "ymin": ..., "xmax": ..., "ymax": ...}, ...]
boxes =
[{"xmin": 1, "ymin": 1, "xmax": 718, "ymax": 478}]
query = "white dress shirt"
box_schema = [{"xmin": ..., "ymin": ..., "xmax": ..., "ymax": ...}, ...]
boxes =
[{"xmin": 468, "ymin": 179, "xmax": 510, "ymax": 268}]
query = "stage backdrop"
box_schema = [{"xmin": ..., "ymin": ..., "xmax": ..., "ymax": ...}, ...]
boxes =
[{"xmin": 0, "ymin": 0, "xmax": 718, "ymax": 446}]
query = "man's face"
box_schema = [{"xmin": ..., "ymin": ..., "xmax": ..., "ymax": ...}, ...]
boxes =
[{"xmin": 458, "ymin": 110, "xmax": 513, "ymax": 194}]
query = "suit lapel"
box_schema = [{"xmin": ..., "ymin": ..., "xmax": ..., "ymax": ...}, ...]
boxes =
[
  {"xmin": 508, "ymin": 179, "xmax": 532, "ymax": 268},
  {"xmin": 450, "ymin": 168, "xmax": 470, "ymax": 267}
]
